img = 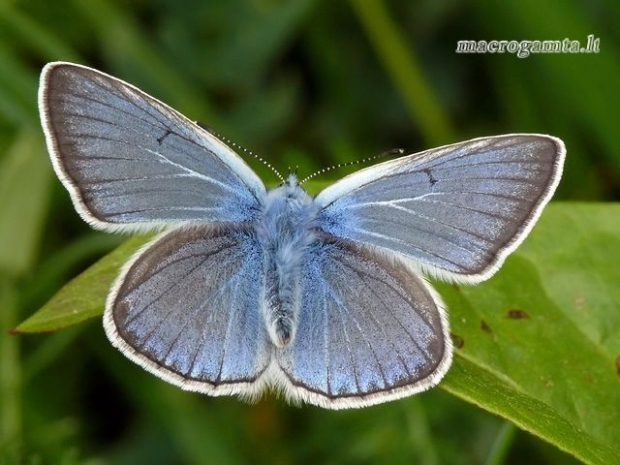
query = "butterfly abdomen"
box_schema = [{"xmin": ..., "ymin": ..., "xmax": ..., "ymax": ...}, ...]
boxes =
[{"xmin": 257, "ymin": 175, "xmax": 318, "ymax": 347}]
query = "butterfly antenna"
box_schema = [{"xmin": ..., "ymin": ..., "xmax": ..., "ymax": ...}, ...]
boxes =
[
  {"xmin": 196, "ymin": 122, "xmax": 285, "ymax": 183},
  {"xmin": 300, "ymin": 148, "xmax": 404, "ymax": 184}
]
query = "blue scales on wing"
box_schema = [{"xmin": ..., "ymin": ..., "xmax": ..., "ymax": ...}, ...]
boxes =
[
  {"xmin": 276, "ymin": 237, "xmax": 451, "ymax": 409},
  {"xmin": 315, "ymin": 135, "xmax": 564, "ymax": 283},
  {"xmin": 105, "ymin": 225, "xmax": 271, "ymax": 396},
  {"xmin": 40, "ymin": 63, "xmax": 265, "ymax": 230}
]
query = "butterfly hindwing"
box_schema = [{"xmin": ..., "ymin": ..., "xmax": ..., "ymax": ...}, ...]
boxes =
[
  {"xmin": 104, "ymin": 225, "xmax": 271, "ymax": 397},
  {"xmin": 276, "ymin": 236, "xmax": 451, "ymax": 409}
]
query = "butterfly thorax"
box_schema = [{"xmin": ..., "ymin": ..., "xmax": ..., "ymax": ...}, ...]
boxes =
[{"xmin": 256, "ymin": 174, "xmax": 318, "ymax": 348}]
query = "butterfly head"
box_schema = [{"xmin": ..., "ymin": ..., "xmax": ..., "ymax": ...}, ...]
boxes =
[{"xmin": 278, "ymin": 171, "xmax": 305, "ymax": 197}]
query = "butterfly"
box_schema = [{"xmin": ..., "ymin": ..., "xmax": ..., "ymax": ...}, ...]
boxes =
[{"xmin": 38, "ymin": 62, "xmax": 565, "ymax": 409}]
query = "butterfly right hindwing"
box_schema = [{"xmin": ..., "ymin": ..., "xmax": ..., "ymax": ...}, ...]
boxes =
[{"xmin": 276, "ymin": 235, "xmax": 451, "ymax": 409}]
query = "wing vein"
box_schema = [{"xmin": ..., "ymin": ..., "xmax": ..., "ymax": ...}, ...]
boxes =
[{"xmin": 336, "ymin": 253, "xmax": 434, "ymax": 365}]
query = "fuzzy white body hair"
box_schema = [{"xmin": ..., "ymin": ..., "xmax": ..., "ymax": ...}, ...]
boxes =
[{"xmin": 256, "ymin": 174, "xmax": 318, "ymax": 347}]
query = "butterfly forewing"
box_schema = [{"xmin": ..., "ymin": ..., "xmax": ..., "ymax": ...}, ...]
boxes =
[
  {"xmin": 315, "ymin": 135, "xmax": 565, "ymax": 283},
  {"xmin": 276, "ymin": 237, "xmax": 451, "ymax": 409},
  {"xmin": 39, "ymin": 62, "xmax": 265, "ymax": 231},
  {"xmin": 104, "ymin": 225, "xmax": 271, "ymax": 396}
]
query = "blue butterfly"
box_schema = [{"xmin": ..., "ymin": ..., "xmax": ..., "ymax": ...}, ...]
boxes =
[{"xmin": 39, "ymin": 62, "xmax": 565, "ymax": 409}]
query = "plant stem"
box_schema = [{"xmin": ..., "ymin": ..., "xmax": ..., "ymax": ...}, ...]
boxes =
[
  {"xmin": 349, "ymin": 0, "xmax": 454, "ymax": 145},
  {"xmin": 485, "ymin": 421, "xmax": 517, "ymax": 465},
  {"xmin": 0, "ymin": 276, "xmax": 21, "ymax": 462}
]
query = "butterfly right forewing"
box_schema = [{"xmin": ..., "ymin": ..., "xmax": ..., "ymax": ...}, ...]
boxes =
[{"xmin": 315, "ymin": 134, "xmax": 564, "ymax": 283}]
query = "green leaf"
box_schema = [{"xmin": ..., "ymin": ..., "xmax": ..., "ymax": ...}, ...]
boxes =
[
  {"xmin": 204, "ymin": 0, "xmax": 316, "ymax": 88},
  {"xmin": 17, "ymin": 203, "xmax": 620, "ymax": 463},
  {"xmin": 14, "ymin": 234, "xmax": 153, "ymax": 333},
  {"xmin": 0, "ymin": 131, "xmax": 52, "ymax": 276},
  {"xmin": 439, "ymin": 203, "xmax": 620, "ymax": 465}
]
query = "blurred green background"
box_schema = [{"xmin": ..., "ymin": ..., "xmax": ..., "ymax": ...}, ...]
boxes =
[{"xmin": 0, "ymin": 0, "xmax": 618, "ymax": 463}]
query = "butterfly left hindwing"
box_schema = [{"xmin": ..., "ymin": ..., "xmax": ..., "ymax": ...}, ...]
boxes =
[{"xmin": 105, "ymin": 225, "xmax": 272, "ymax": 398}]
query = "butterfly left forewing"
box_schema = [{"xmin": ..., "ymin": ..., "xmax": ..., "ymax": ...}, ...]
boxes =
[
  {"xmin": 39, "ymin": 62, "xmax": 265, "ymax": 232},
  {"xmin": 275, "ymin": 236, "xmax": 451, "ymax": 409}
]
